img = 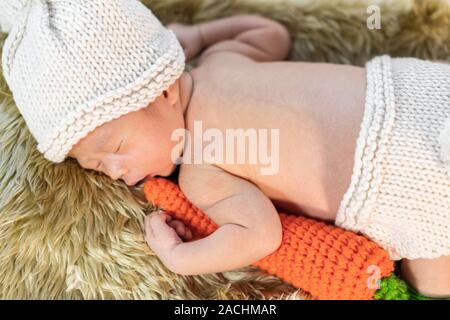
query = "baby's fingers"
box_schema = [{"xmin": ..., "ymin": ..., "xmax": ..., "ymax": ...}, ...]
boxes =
[
  {"xmin": 168, "ymin": 219, "xmax": 185, "ymax": 235},
  {"xmin": 168, "ymin": 220, "xmax": 193, "ymax": 241},
  {"xmin": 143, "ymin": 211, "xmax": 183, "ymax": 266},
  {"xmin": 184, "ymin": 227, "xmax": 193, "ymax": 240},
  {"xmin": 144, "ymin": 211, "xmax": 177, "ymax": 243}
]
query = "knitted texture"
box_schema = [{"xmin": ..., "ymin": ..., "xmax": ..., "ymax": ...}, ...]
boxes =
[
  {"xmin": 375, "ymin": 274, "xmax": 411, "ymax": 300},
  {"xmin": 143, "ymin": 177, "xmax": 394, "ymax": 300},
  {"xmin": 440, "ymin": 116, "xmax": 450, "ymax": 175},
  {"xmin": 376, "ymin": 273, "xmax": 450, "ymax": 300},
  {"xmin": 336, "ymin": 55, "xmax": 450, "ymax": 261},
  {"xmin": 0, "ymin": 0, "xmax": 185, "ymax": 163}
]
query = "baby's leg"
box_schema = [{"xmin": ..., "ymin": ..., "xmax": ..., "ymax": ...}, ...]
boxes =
[
  {"xmin": 400, "ymin": 59, "xmax": 450, "ymax": 298},
  {"xmin": 401, "ymin": 256, "xmax": 450, "ymax": 298}
]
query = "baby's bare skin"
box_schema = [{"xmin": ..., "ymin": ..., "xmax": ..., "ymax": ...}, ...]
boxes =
[
  {"xmin": 185, "ymin": 56, "xmax": 366, "ymax": 223},
  {"xmin": 69, "ymin": 15, "xmax": 450, "ymax": 297}
]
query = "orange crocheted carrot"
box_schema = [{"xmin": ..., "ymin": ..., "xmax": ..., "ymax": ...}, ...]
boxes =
[{"xmin": 143, "ymin": 177, "xmax": 394, "ymax": 300}]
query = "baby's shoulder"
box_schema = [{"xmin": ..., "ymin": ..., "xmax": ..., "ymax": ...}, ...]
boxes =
[
  {"xmin": 178, "ymin": 163, "xmax": 224, "ymax": 211},
  {"xmin": 179, "ymin": 163, "xmax": 225, "ymax": 193},
  {"xmin": 178, "ymin": 163, "xmax": 248, "ymax": 211}
]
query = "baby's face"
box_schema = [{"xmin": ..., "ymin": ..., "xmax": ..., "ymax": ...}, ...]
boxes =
[{"xmin": 68, "ymin": 82, "xmax": 185, "ymax": 186}]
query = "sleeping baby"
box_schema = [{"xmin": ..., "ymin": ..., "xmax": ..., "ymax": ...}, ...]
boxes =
[{"xmin": 1, "ymin": 0, "xmax": 449, "ymax": 297}]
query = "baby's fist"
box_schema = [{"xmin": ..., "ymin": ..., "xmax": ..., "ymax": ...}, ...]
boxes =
[
  {"xmin": 167, "ymin": 218, "xmax": 193, "ymax": 241},
  {"xmin": 144, "ymin": 211, "xmax": 193, "ymax": 262}
]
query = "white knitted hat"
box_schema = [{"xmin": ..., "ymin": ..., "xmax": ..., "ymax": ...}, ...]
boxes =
[
  {"xmin": 439, "ymin": 117, "xmax": 450, "ymax": 176},
  {"xmin": 0, "ymin": 0, "xmax": 185, "ymax": 163}
]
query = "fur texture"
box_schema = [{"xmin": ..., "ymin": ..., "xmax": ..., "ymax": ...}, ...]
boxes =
[{"xmin": 0, "ymin": 0, "xmax": 449, "ymax": 299}]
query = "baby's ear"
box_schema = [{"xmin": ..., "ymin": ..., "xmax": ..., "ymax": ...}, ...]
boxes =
[{"xmin": 164, "ymin": 81, "xmax": 180, "ymax": 106}]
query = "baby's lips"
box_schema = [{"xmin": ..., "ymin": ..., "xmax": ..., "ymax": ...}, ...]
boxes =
[{"xmin": 143, "ymin": 174, "xmax": 154, "ymax": 183}]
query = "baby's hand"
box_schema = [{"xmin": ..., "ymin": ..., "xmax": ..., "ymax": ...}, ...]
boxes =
[
  {"xmin": 167, "ymin": 216, "xmax": 193, "ymax": 241},
  {"xmin": 144, "ymin": 211, "xmax": 193, "ymax": 265},
  {"xmin": 167, "ymin": 23, "xmax": 203, "ymax": 62}
]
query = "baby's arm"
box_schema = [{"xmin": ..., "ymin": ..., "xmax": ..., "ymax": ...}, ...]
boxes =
[
  {"xmin": 169, "ymin": 14, "xmax": 291, "ymax": 62},
  {"xmin": 144, "ymin": 164, "xmax": 282, "ymax": 276}
]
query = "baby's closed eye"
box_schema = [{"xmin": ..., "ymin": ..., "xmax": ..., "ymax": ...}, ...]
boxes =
[
  {"xmin": 79, "ymin": 139, "xmax": 124, "ymax": 171},
  {"xmin": 114, "ymin": 139, "xmax": 124, "ymax": 154}
]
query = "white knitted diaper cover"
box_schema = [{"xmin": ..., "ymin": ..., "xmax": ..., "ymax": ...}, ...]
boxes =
[{"xmin": 335, "ymin": 55, "xmax": 450, "ymax": 261}]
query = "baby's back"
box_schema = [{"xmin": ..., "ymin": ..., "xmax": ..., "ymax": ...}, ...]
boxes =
[{"xmin": 184, "ymin": 53, "xmax": 366, "ymax": 222}]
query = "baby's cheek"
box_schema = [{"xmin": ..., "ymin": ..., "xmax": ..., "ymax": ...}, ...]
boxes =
[
  {"xmin": 137, "ymin": 133, "xmax": 176, "ymax": 172},
  {"xmin": 134, "ymin": 146, "xmax": 161, "ymax": 172}
]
